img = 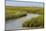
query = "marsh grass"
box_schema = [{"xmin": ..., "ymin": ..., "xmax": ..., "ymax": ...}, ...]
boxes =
[
  {"xmin": 5, "ymin": 6, "xmax": 44, "ymax": 20},
  {"xmin": 22, "ymin": 15, "xmax": 44, "ymax": 28}
]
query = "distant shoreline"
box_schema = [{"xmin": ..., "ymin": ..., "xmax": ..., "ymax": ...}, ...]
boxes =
[{"xmin": 6, "ymin": 5, "xmax": 44, "ymax": 7}]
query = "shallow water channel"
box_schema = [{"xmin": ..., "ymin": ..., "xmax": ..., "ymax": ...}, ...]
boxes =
[{"xmin": 5, "ymin": 14, "xmax": 40, "ymax": 30}]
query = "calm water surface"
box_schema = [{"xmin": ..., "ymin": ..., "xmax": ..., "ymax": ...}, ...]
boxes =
[{"xmin": 5, "ymin": 14, "xmax": 40, "ymax": 30}]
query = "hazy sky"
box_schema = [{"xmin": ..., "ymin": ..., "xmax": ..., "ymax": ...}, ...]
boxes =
[
  {"xmin": 6, "ymin": 0, "xmax": 44, "ymax": 7},
  {"xmin": 6, "ymin": 0, "xmax": 44, "ymax": 2}
]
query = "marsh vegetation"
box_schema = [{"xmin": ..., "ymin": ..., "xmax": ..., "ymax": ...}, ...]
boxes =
[
  {"xmin": 22, "ymin": 15, "xmax": 44, "ymax": 28},
  {"xmin": 5, "ymin": 6, "xmax": 44, "ymax": 30},
  {"xmin": 5, "ymin": 6, "xmax": 44, "ymax": 20}
]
